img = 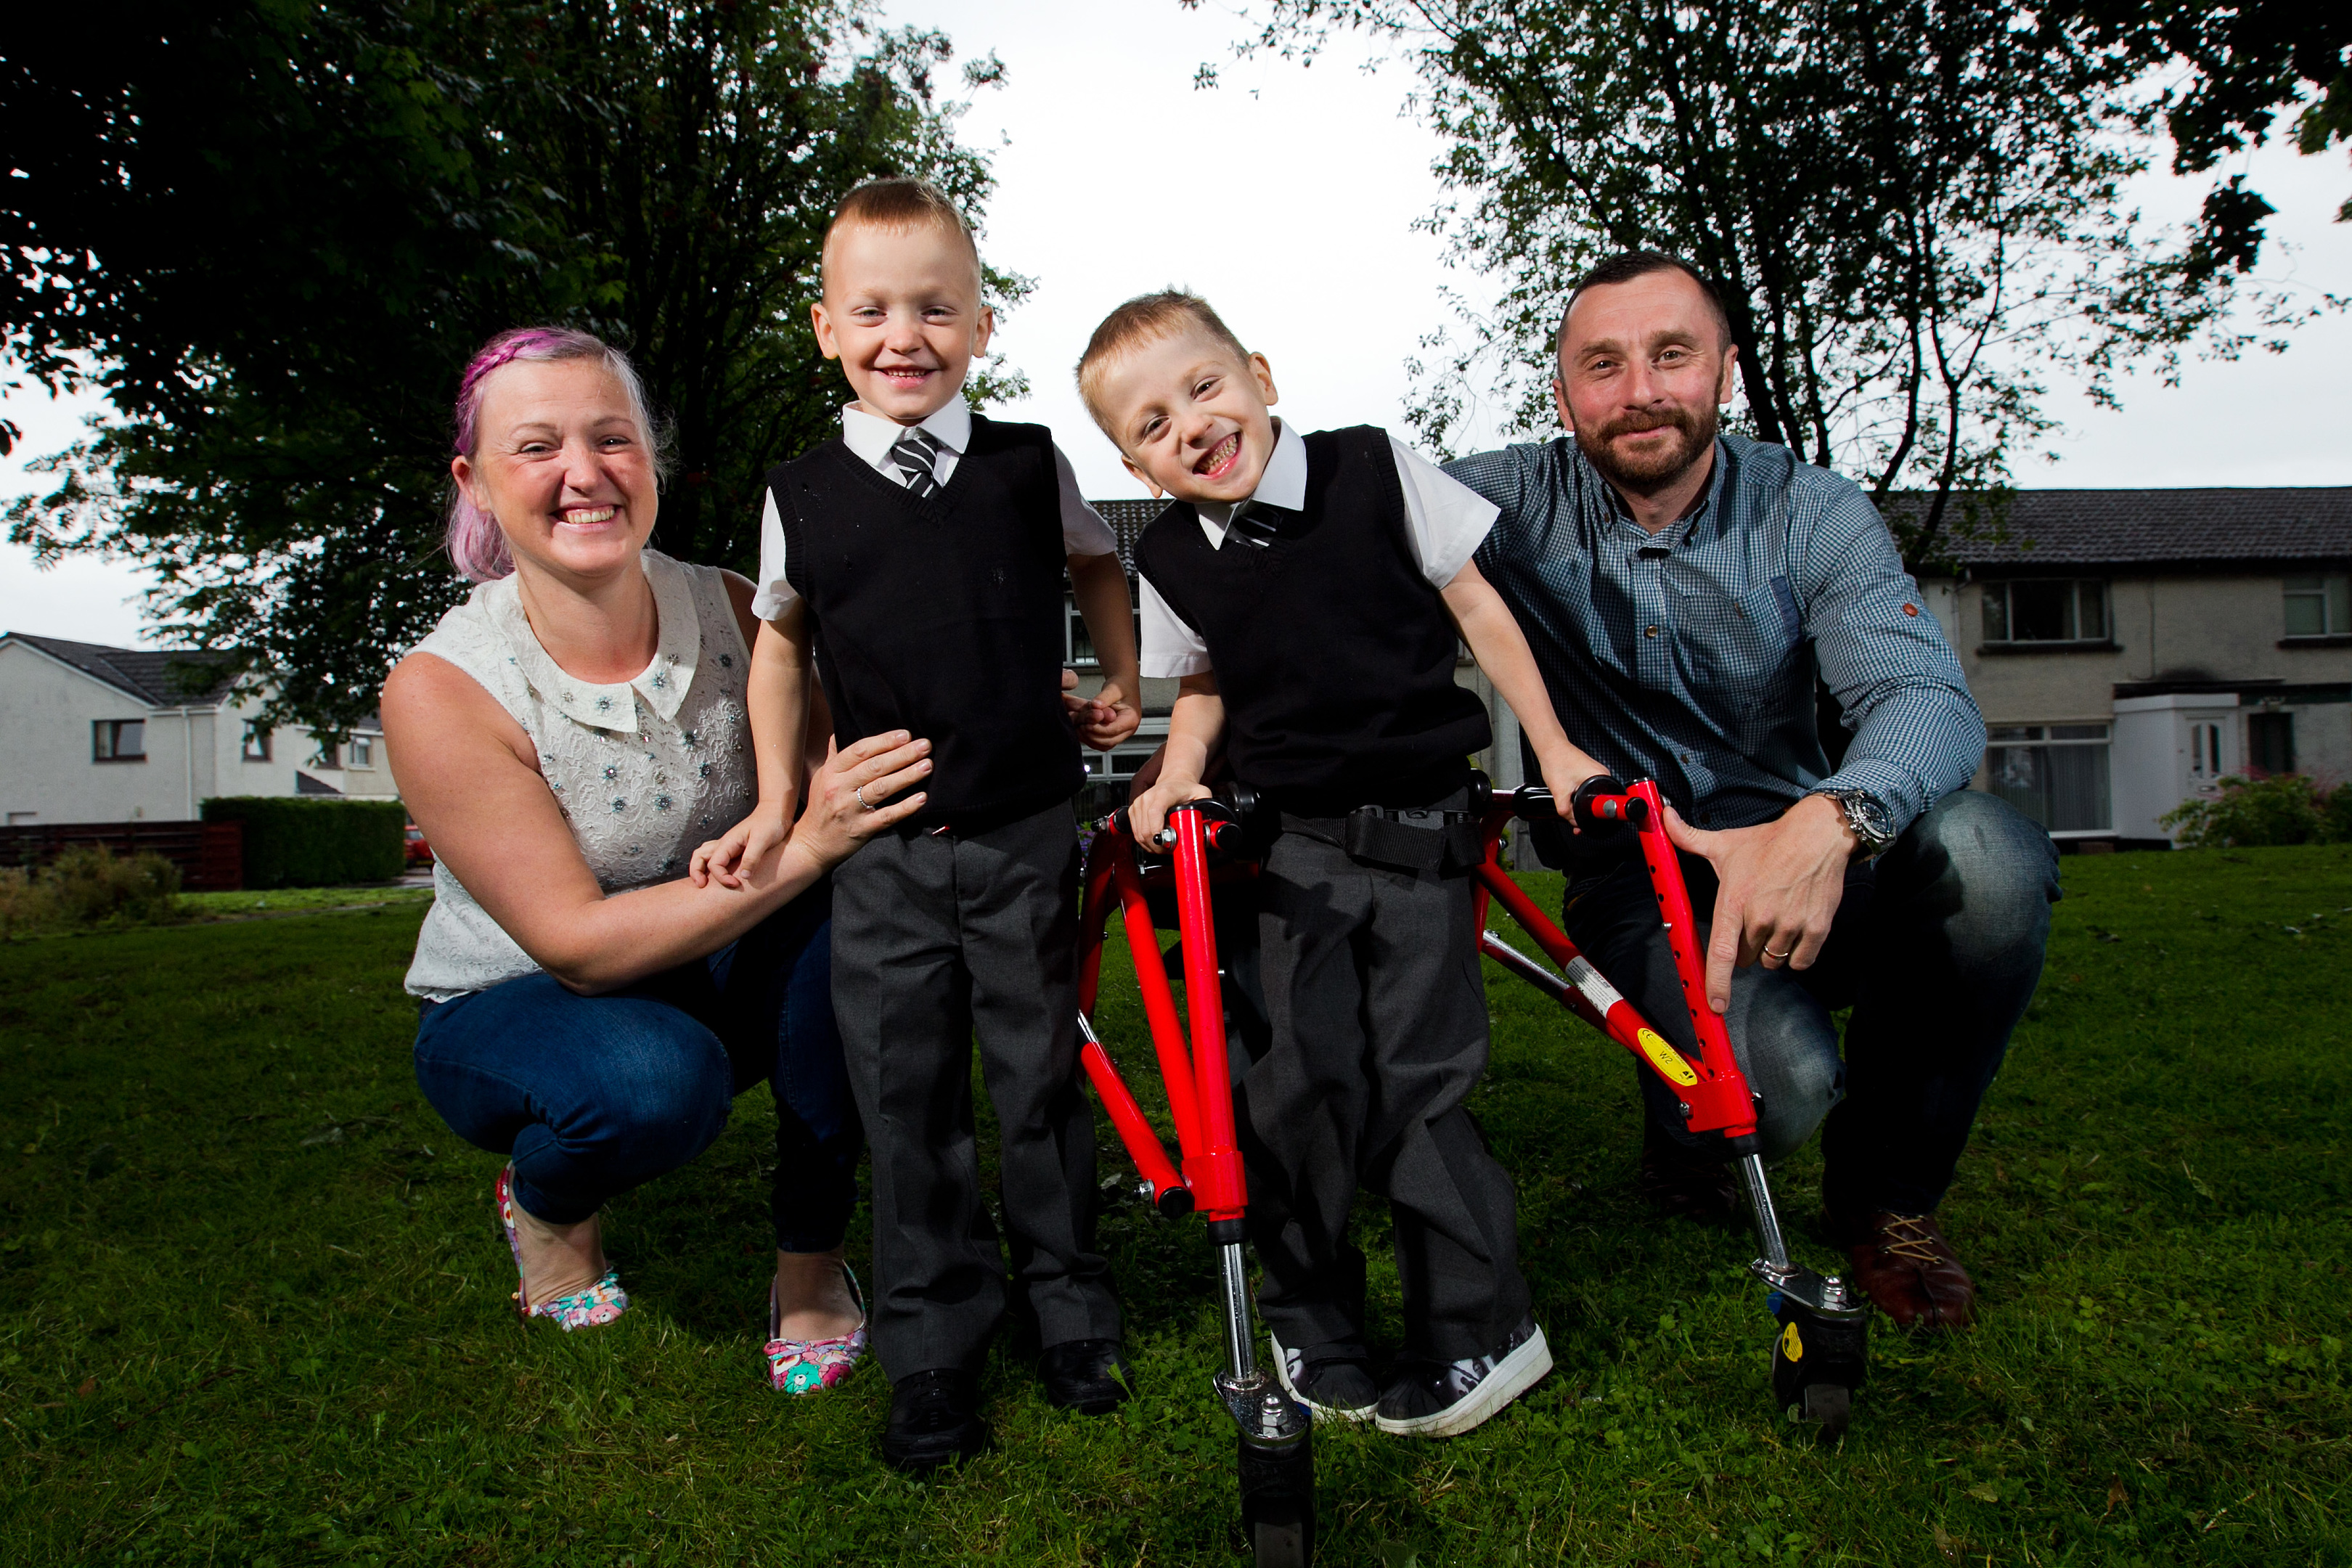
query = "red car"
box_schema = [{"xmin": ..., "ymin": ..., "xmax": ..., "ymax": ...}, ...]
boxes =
[{"xmin": 404, "ymin": 822, "xmax": 435, "ymax": 869}]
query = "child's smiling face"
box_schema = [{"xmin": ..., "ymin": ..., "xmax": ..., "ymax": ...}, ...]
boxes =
[
  {"xmin": 1092, "ymin": 323, "xmax": 1281, "ymax": 507},
  {"xmin": 812, "ymin": 218, "xmax": 992, "ymax": 425}
]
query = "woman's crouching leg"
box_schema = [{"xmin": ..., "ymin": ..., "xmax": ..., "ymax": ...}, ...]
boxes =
[{"xmin": 413, "ymin": 972, "xmax": 735, "ymax": 1223}]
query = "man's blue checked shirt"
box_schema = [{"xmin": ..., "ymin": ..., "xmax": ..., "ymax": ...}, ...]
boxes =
[{"xmin": 1447, "ymin": 431, "xmax": 1985, "ymax": 838}]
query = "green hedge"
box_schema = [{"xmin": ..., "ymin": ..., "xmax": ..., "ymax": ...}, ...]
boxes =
[{"xmin": 200, "ymin": 797, "xmax": 408, "ymax": 889}]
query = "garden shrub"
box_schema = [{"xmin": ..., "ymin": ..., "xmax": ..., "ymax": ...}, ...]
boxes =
[
  {"xmin": 0, "ymin": 847, "xmax": 185, "ymax": 937},
  {"xmin": 2323, "ymin": 780, "xmax": 2352, "ymax": 845},
  {"xmin": 47, "ymin": 846, "xmax": 184, "ymax": 926},
  {"xmin": 200, "ymin": 797, "xmax": 407, "ymax": 889},
  {"xmin": 0, "ymin": 867, "xmax": 52, "ymax": 940},
  {"xmin": 2160, "ymin": 774, "xmax": 2339, "ymax": 848}
]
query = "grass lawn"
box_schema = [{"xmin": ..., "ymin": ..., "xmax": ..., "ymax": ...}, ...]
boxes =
[
  {"xmin": 3, "ymin": 846, "xmax": 2348, "ymax": 1566},
  {"xmin": 180, "ymin": 886, "xmax": 438, "ymax": 920}
]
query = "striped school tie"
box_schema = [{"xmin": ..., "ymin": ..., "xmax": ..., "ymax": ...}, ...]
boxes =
[
  {"xmin": 1227, "ymin": 496, "xmax": 1301, "ymax": 547},
  {"xmin": 889, "ymin": 427, "xmax": 945, "ymax": 498}
]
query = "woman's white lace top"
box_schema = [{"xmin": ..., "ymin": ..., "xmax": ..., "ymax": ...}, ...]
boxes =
[{"xmin": 404, "ymin": 549, "xmax": 755, "ymax": 999}]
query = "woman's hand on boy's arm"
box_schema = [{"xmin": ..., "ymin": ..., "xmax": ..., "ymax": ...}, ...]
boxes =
[{"xmin": 780, "ymin": 731, "xmax": 932, "ymax": 870}]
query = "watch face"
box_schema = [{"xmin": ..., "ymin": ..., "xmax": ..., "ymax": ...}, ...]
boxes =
[{"xmin": 1848, "ymin": 796, "xmax": 1892, "ymax": 843}]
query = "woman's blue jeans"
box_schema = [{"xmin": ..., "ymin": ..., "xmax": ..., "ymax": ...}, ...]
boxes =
[{"xmin": 413, "ymin": 886, "xmax": 859, "ymax": 1251}]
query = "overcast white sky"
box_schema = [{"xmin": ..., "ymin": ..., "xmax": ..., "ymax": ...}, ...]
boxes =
[{"xmin": 6, "ymin": 0, "xmax": 2350, "ymax": 647}]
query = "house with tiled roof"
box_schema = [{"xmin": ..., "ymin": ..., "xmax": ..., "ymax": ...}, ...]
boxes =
[
  {"xmin": 1907, "ymin": 487, "xmax": 2352, "ymax": 846},
  {"xmin": 0, "ymin": 632, "xmax": 395, "ymax": 825}
]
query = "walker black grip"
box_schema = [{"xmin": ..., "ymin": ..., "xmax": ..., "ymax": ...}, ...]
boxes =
[
  {"xmin": 1569, "ymin": 775, "xmax": 1634, "ymax": 832},
  {"xmin": 1510, "ymin": 785, "xmax": 1556, "ymax": 821}
]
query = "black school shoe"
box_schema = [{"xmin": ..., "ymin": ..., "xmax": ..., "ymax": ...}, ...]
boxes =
[
  {"xmin": 882, "ymin": 1369, "xmax": 987, "ymax": 1475},
  {"xmin": 1374, "ymin": 1315, "xmax": 1553, "ymax": 1438},
  {"xmin": 1268, "ymin": 1333, "xmax": 1379, "ymax": 1422},
  {"xmin": 1039, "ymin": 1338, "xmax": 1132, "ymax": 1414}
]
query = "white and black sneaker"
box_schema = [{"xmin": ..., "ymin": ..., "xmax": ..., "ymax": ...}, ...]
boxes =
[
  {"xmin": 1268, "ymin": 1333, "xmax": 1379, "ymax": 1423},
  {"xmin": 1373, "ymin": 1315, "xmax": 1552, "ymax": 1437}
]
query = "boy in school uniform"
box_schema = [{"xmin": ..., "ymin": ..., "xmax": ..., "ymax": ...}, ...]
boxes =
[
  {"xmin": 696, "ymin": 179, "xmax": 1141, "ymax": 1474},
  {"xmin": 1079, "ymin": 290, "xmax": 1606, "ymax": 1439}
]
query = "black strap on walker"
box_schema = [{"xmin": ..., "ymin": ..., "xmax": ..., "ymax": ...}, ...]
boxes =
[
  {"xmin": 1283, "ymin": 772, "xmax": 1492, "ymax": 875},
  {"xmin": 1341, "ymin": 804, "xmax": 1484, "ymax": 875}
]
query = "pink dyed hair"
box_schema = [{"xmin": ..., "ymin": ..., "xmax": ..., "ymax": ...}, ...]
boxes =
[{"xmin": 445, "ymin": 326, "xmax": 664, "ymax": 582}]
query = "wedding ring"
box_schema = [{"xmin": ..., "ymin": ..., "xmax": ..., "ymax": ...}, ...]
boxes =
[
  {"xmin": 1764, "ymin": 947, "xmax": 1792, "ymax": 960},
  {"xmin": 854, "ymin": 785, "xmax": 873, "ymax": 812}
]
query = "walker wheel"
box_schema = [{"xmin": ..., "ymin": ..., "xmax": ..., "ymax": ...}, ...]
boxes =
[
  {"xmin": 1795, "ymin": 1382, "xmax": 1851, "ymax": 1442},
  {"xmin": 1238, "ymin": 1432, "xmax": 1315, "ymax": 1566}
]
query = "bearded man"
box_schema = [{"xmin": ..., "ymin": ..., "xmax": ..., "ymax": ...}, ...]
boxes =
[{"xmin": 1445, "ymin": 250, "xmax": 2057, "ymax": 1329}]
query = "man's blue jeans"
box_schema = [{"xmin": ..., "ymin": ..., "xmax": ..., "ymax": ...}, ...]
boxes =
[
  {"xmin": 1559, "ymin": 790, "xmax": 2059, "ymax": 1219},
  {"xmin": 413, "ymin": 886, "xmax": 858, "ymax": 1250}
]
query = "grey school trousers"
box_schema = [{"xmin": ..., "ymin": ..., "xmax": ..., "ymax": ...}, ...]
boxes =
[
  {"xmin": 1241, "ymin": 829, "xmax": 1530, "ymax": 1363},
  {"xmin": 830, "ymin": 802, "xmax": 1120, "ymax": 1379}
]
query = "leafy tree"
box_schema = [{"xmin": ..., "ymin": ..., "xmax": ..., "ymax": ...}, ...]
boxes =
[
  {"xmin": 1205, "ymin": 0, "xmax": 2329, "ymax": 567},
  {"xmin": 3, "ymin": 1, "xmax": 1015, "ymax": 733},
  {"xmin": 2051, "ymin": 0, "xmax": 2352, "ymax": 261}
]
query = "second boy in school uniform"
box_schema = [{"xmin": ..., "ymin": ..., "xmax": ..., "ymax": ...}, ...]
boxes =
[
  {"xmin": 697, "ymin": 180, "xmax": 1141, "ymax": 1473},
  {"xmin": 1079, "ymin": 291, "xmax": 1608, "ymax": 1438}
]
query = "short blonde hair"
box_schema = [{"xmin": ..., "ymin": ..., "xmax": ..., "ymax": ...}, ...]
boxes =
[
  {"xmin": 1074, "ymin": 290, "xmax": 1250, "ymax": 436},
  {"xmin": 821, "ymin": 177, "xmax": 981, "ymax": 293}
]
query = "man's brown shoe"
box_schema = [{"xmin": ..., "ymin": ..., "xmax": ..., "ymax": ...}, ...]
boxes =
[{"xmin": 1845, "ymin": 1212, "xmax": 1976, "ymax": 1329}]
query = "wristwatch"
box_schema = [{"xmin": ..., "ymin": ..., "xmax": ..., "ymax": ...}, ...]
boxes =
[{"xmin": 1818, "ymin": 788, "xmax": 1896, "ymax": 859}]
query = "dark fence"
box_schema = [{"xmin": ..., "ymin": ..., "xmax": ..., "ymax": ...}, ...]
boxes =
[{"xmin": 0, "ymin": 820, "xmax": 245, "ymax": 891}]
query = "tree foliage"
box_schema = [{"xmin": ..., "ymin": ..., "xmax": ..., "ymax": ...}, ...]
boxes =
[
  {"xmin": 3, "ymin": 1, "xmax": 1014, "ymax": 732},
  {"xmin": 2051, "ymin": 0, "xmax": 2352, "ymax": 253},
  {"xmin": 1208, "ymin": 0, "xmax": 2329, "ymax": 568}
]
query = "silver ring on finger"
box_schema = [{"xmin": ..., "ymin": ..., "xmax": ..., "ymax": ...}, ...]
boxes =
[
  {"xmin": 1764, "ymin": 946, "xmax": 1792, "ymax": 961},
  {"xmin": 854, "ymin": 785, "xmax": 873, "ymax": 812}
]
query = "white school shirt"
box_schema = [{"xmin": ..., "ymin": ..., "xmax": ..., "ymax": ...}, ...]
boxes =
[
  {"xmin": 1136, "ymin": 420, "xmax": 1501, "ymax": 678},
  {"xmin": 748, "ymin": 398, "xmax": 1118, "ymax": 620}
]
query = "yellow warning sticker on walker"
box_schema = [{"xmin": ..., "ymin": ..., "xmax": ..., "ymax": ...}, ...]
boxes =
[
  {"xmin": 1781, "ymin": 1322, "xmax": 1804, "ymax": 1363},
  {"xmin": 1636, "ymin": 1028, "xmax": 1700, "ymax": 1087}
]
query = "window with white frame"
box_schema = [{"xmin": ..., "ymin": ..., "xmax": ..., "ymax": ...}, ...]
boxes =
[
  {"xmin": 242, "ymin": 722, "xmax": 272, "ymax": 761},
  {"xmin": 349, "ymin": 735, "xmax": 375, "ymax": 769},
  {"xmin": 2188, "ymin": 721, "xmax": 2224, "ymax": 783},
  {"xmin": 1987, "ymin": 724, "xmax": 2111, "ymax": 833},
  {"xmin": 2283, "ymin": 572, "xmax": 2351, "ymax": 638},
  {"xmin": 1065, "ymin": 589, "xmax": 1142, "ymax": 670},
  {"xmin": 94, "ymin": 719, "xmax": 147, "ymax": 761},
  {"xmin": 1982, "ymin": 579, "xmax": 2109, "ymax": 645},
  {"xmin": 1083, "ymin": 743, "xmax": 1163, "ymax": 785}
]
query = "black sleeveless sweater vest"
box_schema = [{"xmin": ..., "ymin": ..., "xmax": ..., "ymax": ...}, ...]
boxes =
[
  {"xmin": 1132, "ymin": 425, "xmax": 1493, "ymax": 809},
  {"xmin": 765, "ymin": 415, "xmax": 1082, "ymax": 827}
]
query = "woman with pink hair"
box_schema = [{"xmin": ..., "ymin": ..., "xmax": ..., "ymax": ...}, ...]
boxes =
[{"xmin": 382, "ymin": 327, "xmax": 931, "ymax": 1393}]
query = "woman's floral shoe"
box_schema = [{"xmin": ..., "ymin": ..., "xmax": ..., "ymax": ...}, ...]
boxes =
[
  {"xmin": 497, "ymin": 1164, "xmax": 628, "ymax": 1331},
  {"xmin": 764, "ymin": 1264, "xmax": 868, "ymax": 1394}
]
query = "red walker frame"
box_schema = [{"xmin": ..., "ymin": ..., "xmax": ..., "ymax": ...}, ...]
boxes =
[{"xmin": 1073, "ymin": 780, "xmax": 1869, "ymax": 1566}]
